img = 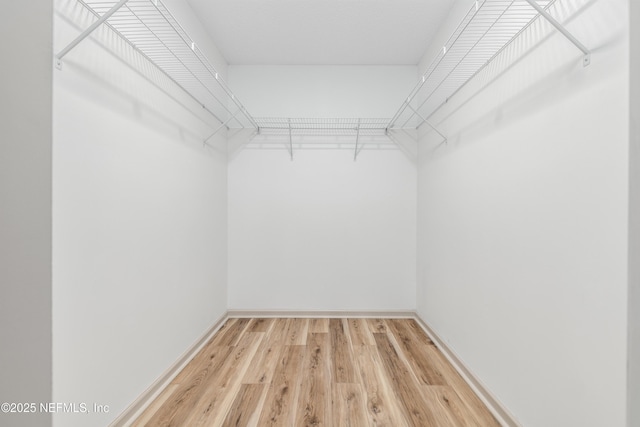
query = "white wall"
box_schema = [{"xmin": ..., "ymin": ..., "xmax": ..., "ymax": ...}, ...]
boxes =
[
  {"xmin": 229, "ymin": 65, "xmax": 417, "ymax": 117},
  {"xmin": 228, "ymin": 149, "xmax": 416, "ymax": 311},
  {"xmin": 416, "ymin": 1, "xmax": 629, "ymax": 426},
  {"xmin": 52, "ymin": 1, "xmax": 228, "ymax": 425},
  {"xmin": 0, "ymin": 2, "xmax": 53, "ymax": 427},
  {"xmin": 228, "ymin": 66, "xmax": 417, "ymax": 311},
  {"xmin": 629, "ymin": 1, "xmax": 640, "ymax": 425}
]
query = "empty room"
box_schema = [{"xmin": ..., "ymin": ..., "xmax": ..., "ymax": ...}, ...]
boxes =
[{"xmin": 1, "ymin": 0, "xmax": 638, "ymax": 426}]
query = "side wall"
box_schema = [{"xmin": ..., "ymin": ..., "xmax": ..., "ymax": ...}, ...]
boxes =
[
  {"xmin": 227, "ymin": 66, "xmax": 417, "ymax": 311},
  {"xmin": 416, "ymin": 1, "xmax": 629, "ymax": 426},
  {"xmin": 52, "ymin": 1, "xmax": 228, "ymax": 425},
  {"xmin": 0, "ymin": 2, "xmax": 53, "ymax": 427}
]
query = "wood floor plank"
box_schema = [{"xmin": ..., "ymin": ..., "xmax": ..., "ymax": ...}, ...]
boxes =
[
  {"xmin": 347, "ymin": 318, "xmax": 375, "ymax": 347},
  {"xmin": 366, "ymin": 318, "xmax": 388, "ymax": 334},
  {"xmin": 133, "ymin": 318, "xmax": 501, "ymax": 427},
  {"xmin": 243, "ymin": 333, "xmax": 284, "ymax": 384},
  {"xmin": 209, "ymin": 317, "xmax": 251, "ymax": 347},
  {"xmin": 331, "ymin": 383, "xmax": 369, "ymax": 427},
  {"xmin": 353, "ymin": 344, "xmax": 410, "ymax": 427},
  {"xmin": 386, "ymin": 319, "xmax": 447, "ymax": 386},
  {"xmin": 423, "ymin": 386, "xmax": 484, "ymax": 427},
  {"xmin": 423, "ymin": 347, "xmax": 500, "ymax": 427},
  {"xmin": 258, "ymin": 345, "xmax": 306, "ymax": 426},
  {"xmin": 417, "ymin": 386, "xmax": 464, "ymax": 427},
  {"xmin": 403, "ymin": 319, "xmax": 435, "ymax": 346},
  {"xmin": 170, "ymin": 336, "xmax": 234, "ymax": 386},
  {"xmin": 222, "ymin": 383, "xmax": 266, "ymax": 427},
  {"xmin": 285, "ymin": 318, "xmax": 310, "ymax": 345},
  {"xmin": 330, "ymin": 319, "xmax": 357, "ymax": 383},
  {"xmin": 170, "ymin": 318, "xmax": 247, "ymax": 385},
  {"xmin": 308, "ymin": 318, "xmax": 329, "ymax": 333},
  {"xmin": 180, "ymin": 332, "xmax": 264, "ymax": 426},
  {"xmin": 130, "ymin": 383, "xmax": 179, "ymax": 427},
  {"xmin": 142, "ymin": 345, "xmax": 235, "ymax": 426},
  {"xmin": 296, "ymin": 333, "xmax": 331, "ymax": 426},
  {"xmin": 265, "ymin": 318, "xmax": 291, "ymax": 347},
  {"xmin": 246, "ymin": 318, "xmax": 273, "ymax": 333},
  {"xmin": 373, "ymin": 332, "xmax": 441, "ymax": 427}
]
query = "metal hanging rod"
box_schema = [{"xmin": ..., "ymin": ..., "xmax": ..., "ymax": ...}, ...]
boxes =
[
  {"xmin": 57, "ymin": 0, "xmax": 258, "ymax": 131},
  {"xmin": 387, "ymin": 0, "xmax": 591, "ymax": 135}
]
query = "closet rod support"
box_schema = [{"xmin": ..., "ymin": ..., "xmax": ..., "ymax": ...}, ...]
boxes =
[
  {"xmin": 524, "ymin": 0, "xmax": 590, "ymax": 66},
  {"xmin": 406, "ymin": 104, "xmax": 447, "ymax": 143},
  {"xmin": 55, "ymin": 0, "xmax": 129, "ymax": 69}
]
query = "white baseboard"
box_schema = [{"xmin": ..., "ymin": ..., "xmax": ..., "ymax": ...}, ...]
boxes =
[
  {"xmin": 108, "ymin": 311, "xmax": 229, "ymax": 427},
  {"xmin": 227, "ymin": 309, "xmax": 415, "ymax": 318},
  {"xmin": 412, "ymin": 313, "xmax": 521, "ymax": 427}
]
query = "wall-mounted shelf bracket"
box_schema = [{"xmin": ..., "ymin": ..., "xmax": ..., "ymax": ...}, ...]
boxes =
[
  {"xmin": 204, "ymin": 108, "xmax": 241, "ymax": 143},
  {"xmin": 55, "ymin": 0, "xmax": 129, "ymax": 69},
  {"xmin": 406, "ymin": 103, "xmax": 447, "ymax": 143},
  {"xmin": 524, "ymin": 0, "xmax": 591, "ymax": 66}
]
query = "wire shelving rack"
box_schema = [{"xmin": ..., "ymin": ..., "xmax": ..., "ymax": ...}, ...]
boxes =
[
  {"xmin": 56, "ymin": 0, "xmax": 591, "ymax": 152},
  {"xmin": 56, "ymin": 0, "xmax": 257, "ymax": 131},
  {"xmin": 254, "ymin": 118, "xmax": 389, "ymax": 136},
  {"xmin": 250, "ymin": 118, "xmax": 393, "ymax": 160},
  {"xmin": 387, "ymin": 0, "xmax": 590, "ymax": 140}
]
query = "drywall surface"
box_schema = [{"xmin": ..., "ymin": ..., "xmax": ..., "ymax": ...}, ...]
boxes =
[
  {"xmin": 416, "ymin": 0, "xmax": 629, "ymax": 426},
  {"xmin": 228, "ymin": 149, "xmax": 416, "ymax": 311},
  {"xmin": 52, "ymin": 0, "xmax": 228, "ymax": 425},
  {"xmin": 227, "ymin": 65, "xmax": 417, "ymax": 311},
  {"xmin": 629, "ymin": 1, "xmax": 640, "ymax": 425},
  {"xmin": 0, "ymin": 3, "xmax": 53, "ymax": 427},
  {"xmin": 228, "ymin": 65, "xmax": 417, "ymax": 118}
]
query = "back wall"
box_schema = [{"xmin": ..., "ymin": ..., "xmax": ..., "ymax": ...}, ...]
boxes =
[{"xmin": 228, "ymin": 65, "xmax": 417, "ymax": 311}]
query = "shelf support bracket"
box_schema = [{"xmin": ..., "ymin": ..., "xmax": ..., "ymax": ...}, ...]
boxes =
[
  {"xmin": 55, "ymin": 0, "xmax": 129, "ymax": 69},
  {"xmin": 288, "ymin": 119, "xmax": 293, "ymax": 161},
  {"xmin": 406, "ymin": 104, "xmax": 447, "ymax": 143},
  {"xmin": 353, "ymin": 119, "xmax": 361, "ymax": 161},
  {"xmin": 204, "ymin": 108, "xmax": 242, "ymax": 143},
  {"xmin": 524, "ymin": 0, "xmax": 591, "ymax": 66}
]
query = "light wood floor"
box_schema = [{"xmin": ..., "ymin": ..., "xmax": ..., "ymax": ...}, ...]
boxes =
[{"xmin": 132, "ymin": 318, "xmax": 500, "ymax": 427}]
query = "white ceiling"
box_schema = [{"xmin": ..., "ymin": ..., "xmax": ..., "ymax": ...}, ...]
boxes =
[{"xmin": 186, "ymin": 0, "xmax": 455, "ymax": 65}]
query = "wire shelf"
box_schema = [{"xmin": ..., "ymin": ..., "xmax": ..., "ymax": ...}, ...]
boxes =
[
  {"xmin": 58, "ymin": 0, "xmax": 589, "ymax": 153},
  {"xmin": 388, "ymin": 0, "xmax": 563, "ymax": 132},
  {"xmin": 59, "ymin": 0, "xmax": 257, "ymax": 130},
  {"xmin": 254, "ymin": 117, "xmax": 391, "ymax": 137},
  {"xmin": 247, "ymin": 118, "xmax": 399, "ymax": 159}
]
